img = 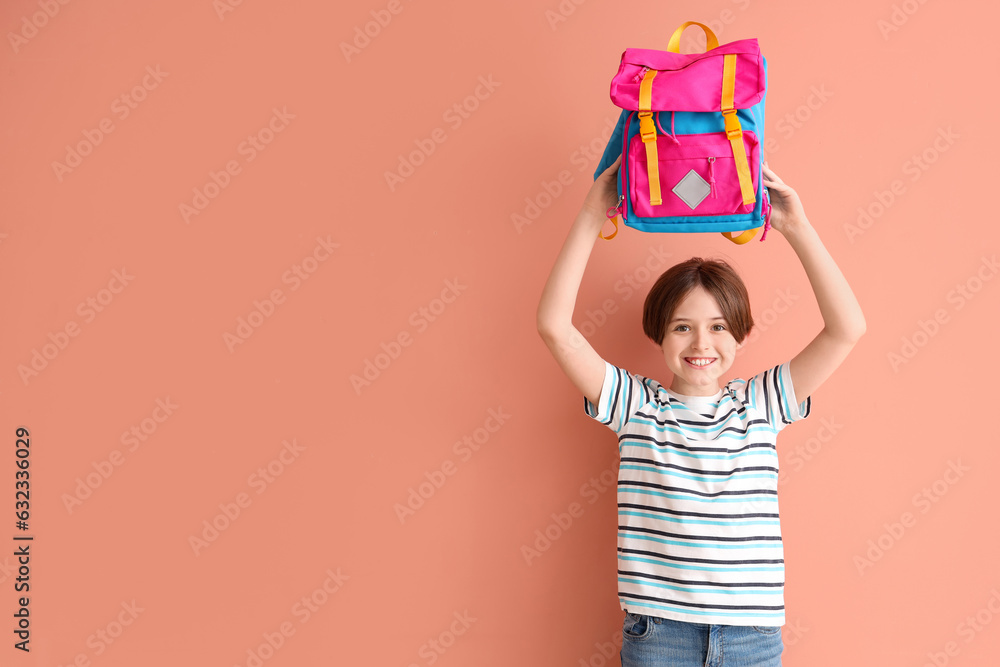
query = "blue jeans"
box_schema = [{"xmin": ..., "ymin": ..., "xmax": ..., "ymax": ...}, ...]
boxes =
[{"xmin": 621, "ymin": 610, "xmax": 783, "ymax": 667}]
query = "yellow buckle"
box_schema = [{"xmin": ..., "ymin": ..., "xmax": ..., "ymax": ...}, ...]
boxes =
[
  {"xmin": 721, "ymin": 108, "xmax": 742, "ymax": 140},
  {"xmin": 638, "ymin": 111, "xmax": 656, "ymax": 143}
]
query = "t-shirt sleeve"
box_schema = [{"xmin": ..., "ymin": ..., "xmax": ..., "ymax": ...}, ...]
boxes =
[
  {"xmin": 583, "ymin": 361, "xmax": 656, "ymax": 434},
  {"xmin": 736, "ymin": 361, "xmax": 811, "ymax": 433}
]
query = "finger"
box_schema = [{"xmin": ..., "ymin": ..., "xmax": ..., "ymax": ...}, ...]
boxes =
[
  {"xmin": 762, "ymin": 176, "xmax": 788, "ymax": 194},
  {"xmin": 762, "ymin": 162, "xmax": 785, "ymax": 185}
]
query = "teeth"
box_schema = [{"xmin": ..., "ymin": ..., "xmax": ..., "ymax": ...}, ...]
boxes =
[{"xmin": 687, "ymin": 358, "xmax": 713, "ymax": 366}]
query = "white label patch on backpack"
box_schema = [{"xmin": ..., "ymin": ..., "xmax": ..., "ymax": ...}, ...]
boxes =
[{"xmin": 672, "ymin": 170, "xmax": 711, "ymax": 209}]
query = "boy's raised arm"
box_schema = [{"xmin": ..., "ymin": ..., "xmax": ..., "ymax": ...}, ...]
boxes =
[
  {"xmin": 536, "ymin": 157, "xmax": 621, "ymax": 406},
  {"xmin": 761, "ymin": 163, "xmax": 867, "ymax": 402}
]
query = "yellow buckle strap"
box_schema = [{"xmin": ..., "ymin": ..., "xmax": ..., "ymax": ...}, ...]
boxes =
[
  {"xmin": 721, "ymin": 54, "xmax": 755, "ymax": 206},
  {"xmin": 638, "ymin": 69, "xmax": 661, "ymax": 206},
  {"xmin": 721, "ymin": 228, "xmax": 759, "ymax": 244},
  {"xmin": 599, "ymin": 215, "xmax": 619, "ymax": 240},
  {"xmin": 638, "ymin": 112, "xmax": 657, "ymax": 142},
  {"xmin": 722, "ymin": 108, "xmax": 742, "ymax": 140}
]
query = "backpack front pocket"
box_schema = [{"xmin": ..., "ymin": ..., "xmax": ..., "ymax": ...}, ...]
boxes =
[{"xmin": 628, "ymin": 130, "xmax": 760, "ymax": 219}]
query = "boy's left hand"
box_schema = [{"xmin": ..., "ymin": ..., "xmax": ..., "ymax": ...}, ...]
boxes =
[
  {"xmin": 582, "ymin": 155, "xmax": 622, "ymax": 219},
  {"xmin": 762, "ymin": 162, "xmax": 808, "ymax": 234}
]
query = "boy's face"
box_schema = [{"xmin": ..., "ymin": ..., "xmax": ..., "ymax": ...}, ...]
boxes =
[{"xmin": 659, "ymin": 285, "xmax": 743, "ymax": 396}]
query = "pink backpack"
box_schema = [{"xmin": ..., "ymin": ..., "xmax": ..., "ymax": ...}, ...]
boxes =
[{"xmin": 595, "ymin": 21, "xmax": 772, "ymax": 244}]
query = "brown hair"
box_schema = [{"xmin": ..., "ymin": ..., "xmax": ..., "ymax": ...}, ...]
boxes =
[{"xmin": 642, "ymin": 257, "xmax": 753, "ymax": 345}]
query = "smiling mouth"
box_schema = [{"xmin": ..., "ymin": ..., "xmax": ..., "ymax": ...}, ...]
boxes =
[{"xmin": 684, "ymin": 357, "xmax": 716, "ymax": 368}]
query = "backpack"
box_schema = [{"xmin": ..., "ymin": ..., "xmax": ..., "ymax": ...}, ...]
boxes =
[{"xmin": 595, "ymin": 21, "xmax": 771, "ymax": 244}]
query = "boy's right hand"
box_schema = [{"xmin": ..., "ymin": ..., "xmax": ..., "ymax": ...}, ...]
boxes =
[
  {"xmin": 536, "ymin": 155, "xmax": 621, "ymax": 406},
  {"xmin": 582, "ymin": 155, "xmax": 622, "ymax": 218}
]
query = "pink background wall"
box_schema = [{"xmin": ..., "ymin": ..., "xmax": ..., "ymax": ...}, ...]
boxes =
[{"xmin": 2, "ymin": 0, "xmax": 998, "ymax": 665}]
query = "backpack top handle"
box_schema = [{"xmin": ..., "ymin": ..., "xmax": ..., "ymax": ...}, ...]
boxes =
[{"xmin": 666, "ymin": 21, "xmax": 720, "ymax": 54}]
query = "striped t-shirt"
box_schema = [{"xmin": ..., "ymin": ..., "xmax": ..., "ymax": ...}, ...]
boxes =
[{"xmin": 584, "ymin": 360, "xmax": 811, "ymax": 627}]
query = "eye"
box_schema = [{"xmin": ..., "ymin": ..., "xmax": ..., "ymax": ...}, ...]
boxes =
[{"xmin": 673, "ymin": 324, "xmax": 727, "ymax": 332}]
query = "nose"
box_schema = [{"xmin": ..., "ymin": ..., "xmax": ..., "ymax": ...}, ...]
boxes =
[{"xmin": 691, "ymin": 329, "xmax": 712, "ymax": 352}]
